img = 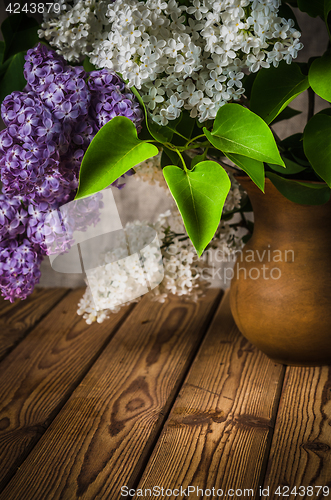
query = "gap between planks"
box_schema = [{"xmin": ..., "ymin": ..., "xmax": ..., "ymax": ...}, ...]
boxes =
[
  {"xmin": 0, "ymin": 287, "xmax": 69, "ymax": 362},
  {"xmin": 0, "ymin": 288, "xmax": 136, "ymax": 493},
  {"xmin": 136, "ymin": 291, "xmax": 286, "ymax": 500},
  {"xmin": 261, "ymin": 365, "xmax": 331, "ymax": 499},
  {"xmin": 0, "ymin": 288, "xmax": 222, "ymax": 500}
]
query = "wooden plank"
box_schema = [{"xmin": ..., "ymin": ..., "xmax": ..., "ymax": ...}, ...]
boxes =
[
  {"xmin": 261, "ymin": 366, "xmax": 331, "ymax": 499},
  {"xmin": 0, "ymin": 288, "xmax": 135, "ymax": 493},
  {"xmin": 134, "ymin": 291, "xmax": 286, "ymax": 500},
  {"xmin": 0, "ymin": 289, "xmax": 222, "ymax": 500},
  {"xmin": 0, "ymin": 288, "xmax": 68, "ymax": 362}
]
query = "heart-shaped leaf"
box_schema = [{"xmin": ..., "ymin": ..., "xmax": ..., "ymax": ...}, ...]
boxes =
[
  {"xmin": 224, "ymin": 153, "xmax": 265, "ymax": 192},
  {"xmin": 75, "ymin": 116, "xmax": 158, "ymax": 199},
  {"xmin": 204, "ymin": 103, "xmax": 285, "ymax": 167},
  {"xmin": 303, "ymin": 113, "xmax": 331, "ymax": 187},
  {"xmin": 163, "ymin": 161, "xmax": 231, "ymax": 256},
  {"xmin": 309, "ymin": 51, "xmax": 331, "ymax": 102},
  {"xmin": 250, "ymin": 62, "xmax": 309, "ymax": 124},
  {"xmin": 266, "ymin": 172, "xmax": 330, "ymax": 205}
]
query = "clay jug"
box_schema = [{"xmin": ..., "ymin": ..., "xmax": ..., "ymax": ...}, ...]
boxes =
[{"xmin": 229, "ymin": 176, "xmax": 331, "ymax": 366}]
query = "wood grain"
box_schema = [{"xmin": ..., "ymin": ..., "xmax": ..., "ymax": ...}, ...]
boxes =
[
  {"xmin": 0, "ymin": 287, "xmax": 68, "ymax": 362},
  {"xmin": 0, "ymin": 288, "xmax": 134, "ymax": 493},
  {"xmin": 261, "ymin": 366, "xmax": 331, "ymax": 498},
  {"xmin": 0, "ymin": 289, "xmax": 221, "ymax": 500},
  {"xmin": 136, "ymin": 291, "xmax": 286, "ymax": 500}
]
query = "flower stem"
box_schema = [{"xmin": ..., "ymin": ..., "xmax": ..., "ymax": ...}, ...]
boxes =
[
  {"xmin": 176, "ymin": 149, "xmax": 188, "ymax": 172},
  {"xmin": 173, "ymin": 130, "xmax": 190, "ymax": 141},
  {"xmin": 185, "ymin": 133, "xmax": 206, "ymax": 147}
]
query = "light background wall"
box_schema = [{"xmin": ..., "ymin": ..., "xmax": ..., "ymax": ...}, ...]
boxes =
[{"xmin": 0, "ymin": 4, "xmax": 329, "ymax": 288}]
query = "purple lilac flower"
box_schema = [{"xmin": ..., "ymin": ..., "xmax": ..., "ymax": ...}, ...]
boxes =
[
  {"xmin": 0, "ymin": 43, "xmax": 144, "ymax": 302},
  {"xmin": 0, "ymin": 238, "xmax": 43, "ymax": 302},
  {"xmin": 0, "ymin": 130, "xmax": 13, "ymax": 153},
  {"xmin": 0, "ymin": 195, "xmax": 28, "ymax": 239},
  {"xmin": 88, "ymin": 70, "xmax": 143, "ymax": 132}
]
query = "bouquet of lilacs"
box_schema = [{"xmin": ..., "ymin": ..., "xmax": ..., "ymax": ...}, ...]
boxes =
[
  {"xmin": 40, "ymin": 0, "xmax": 302, "ymax": 124},
  {"xmin": 37, "ymin": 0, "xmax": 320, "ymax": 261},
  {"xmin": 0, "ymin": 43, "xmax": 143, "ymax": 302},
  {"xmin": 77, "ymin": 173, "xmax": 245, "ymax": 324}
]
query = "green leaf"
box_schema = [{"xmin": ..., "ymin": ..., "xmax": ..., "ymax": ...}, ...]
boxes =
[
  {"xmin": 309, "ymin": 52, "xmax": 331, "ymax": 102},
  {"xmin": 163, "ymin": 161, "xmax": 231, "ymax": 256},
  {"xmin": 271, "ymin": 106, "xmax": 301, "ymax": 124},
  {"xmin": 1, "ymin": 13, "xmax": 39, "ymax": 61},
  {"xmin": 318, "ymin": 107, "xmax": 331, "ymax": 117},
  {"xmin": 0, "ymin": 52, "xmax": 26, "ymax": 105},
  {"xmin": 75, "ymin": 116, "xmax": 158, "ymax": 199},
  {"xmin": 250, "ymin": 61, "xmax": 309, "ymax": 124},
  {"xmin": 303, "ymin": 113, "xmax": 331, "ymax": 186},
  {"xmin": 297, "ymin": 0, "xmax": 324, "ymax": 17},
  {"xmin": 267, "ymin": 156, "xmax": 306, "ymax": 175},
  {"xmin": 83, "ymin": 56, "xmax": 97, "ymax": 72},
  {"xmin": 266, "ymin": 172, "xmax": 330, "ymax": 205},
  {"xmin": 224, "ymin": 153, "xmax": 265, "ymax": 192},
  {"xmin": 204, "ymin": 103, "xmax": 285, "ymax": 166}
]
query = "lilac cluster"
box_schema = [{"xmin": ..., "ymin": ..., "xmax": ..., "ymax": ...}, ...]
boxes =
[
  {"xmin": 0, "ymin": 194, "xmax": 45, "ymax": 301},
  {"xmin": 88, "ymin": 70, "xmax": 143, "ymax": 131},
  {"xmin": 0, "ymin": 43, "xmax": 143, "ymax": 302}
]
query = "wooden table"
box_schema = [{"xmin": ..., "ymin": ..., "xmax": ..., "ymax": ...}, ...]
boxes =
[{"xmin": 0, "ymin": 287, "xmax": 330, "ymax": 500}]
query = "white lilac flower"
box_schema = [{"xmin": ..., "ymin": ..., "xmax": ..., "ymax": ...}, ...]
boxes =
[
  {"xmin": 132, "ymin": 150, "xmax": 170, "ymax": 190},
  {"xmin": 76, "ymin": 164, "xmax": 245, "ymax": 324},
  {"xmin": 39, "ymin": 0, "xmax": 303, "ymax": 124}
]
